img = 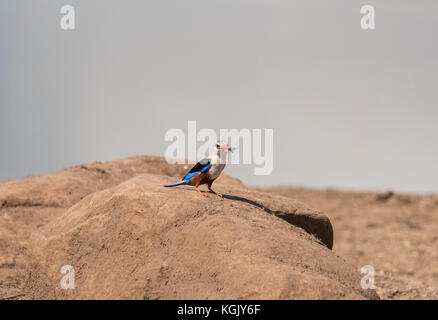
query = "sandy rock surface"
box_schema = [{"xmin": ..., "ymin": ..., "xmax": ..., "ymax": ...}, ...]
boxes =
[{"xmin": 1, "ymin": 156, "xmax": 378, "ymax": 299}]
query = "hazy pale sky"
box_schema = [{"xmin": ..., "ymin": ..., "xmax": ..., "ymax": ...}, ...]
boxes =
[{"xmin": 1, "ymin": 0, "xmax": 437, "ymax": 192}]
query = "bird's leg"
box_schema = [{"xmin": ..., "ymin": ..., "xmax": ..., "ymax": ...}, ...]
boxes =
[
  {"xmin": 208, "ymin": 186, "xmax": 222, "ymax": 198},
  {"xmin": 195, "ymin": 187, "xmax": 206, "ymax": 196}
]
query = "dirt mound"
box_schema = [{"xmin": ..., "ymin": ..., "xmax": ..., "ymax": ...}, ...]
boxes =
[
  {"xmin": 24, "ymin": 174, "xmax": 376, "ymax": 299},
  {"xmin": 1, "ymin": 156, "xmax": 378, "ymax": 299}
]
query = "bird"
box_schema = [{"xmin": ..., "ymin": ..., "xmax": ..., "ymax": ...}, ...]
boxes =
[{"xmin": 164, "ymin": 141, "xmax": 232, "ymax": 197}]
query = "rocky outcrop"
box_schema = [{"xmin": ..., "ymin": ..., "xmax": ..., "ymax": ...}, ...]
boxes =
[{"xmin": 0, "ymin": 156, "xmax": 379, "ymax": 299}]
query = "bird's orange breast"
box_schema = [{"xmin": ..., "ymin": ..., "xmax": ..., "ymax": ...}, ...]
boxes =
[{"xmin": 187, "ymin": 171, "xmax": 216, "ymax": 187}]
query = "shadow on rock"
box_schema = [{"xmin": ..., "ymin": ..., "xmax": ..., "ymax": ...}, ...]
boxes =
[{"xmin": 222, "ymin": 194, "xmax": 333, "ymax": 249}]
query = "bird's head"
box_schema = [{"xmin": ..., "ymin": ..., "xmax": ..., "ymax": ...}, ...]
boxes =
[{"xmin": 215, "ymin": 141, "xmax": 232, "ymax": 152}]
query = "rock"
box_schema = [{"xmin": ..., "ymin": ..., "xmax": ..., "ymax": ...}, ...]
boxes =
[
  {"xmin": 0, "ymin": 156, "xmax": 379, "ymax": 299},
  {"xmin": 24, "ymin": 173, "xmax": 378, "ymax": 299}
]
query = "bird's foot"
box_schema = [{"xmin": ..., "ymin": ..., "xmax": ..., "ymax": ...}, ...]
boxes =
[
  {"xmin": 208, "ymin": 188, "xmax": 222, "ymax": 198},
  {"xmin": 195, "ymin": 187, "xmax": 206, "ymax": 196}
]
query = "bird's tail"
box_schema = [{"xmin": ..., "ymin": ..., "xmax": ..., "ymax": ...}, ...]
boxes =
[{"xmin": 164, "ymin": 180, "xmax": 188, "ymax": 187}]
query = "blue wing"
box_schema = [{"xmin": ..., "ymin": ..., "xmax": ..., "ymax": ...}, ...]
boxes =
[
  {"xmin": 164, "ymin": 158, "xmax": 211, "ymax": 187},
  {"xmin": 183, "ymin": 158, "xmax": 211, "ymax": 181}
]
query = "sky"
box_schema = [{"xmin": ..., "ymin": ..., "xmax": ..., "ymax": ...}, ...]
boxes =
[{"xmin": 1, "ymin": 0, "xmax": 437, "ymax": 192}]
